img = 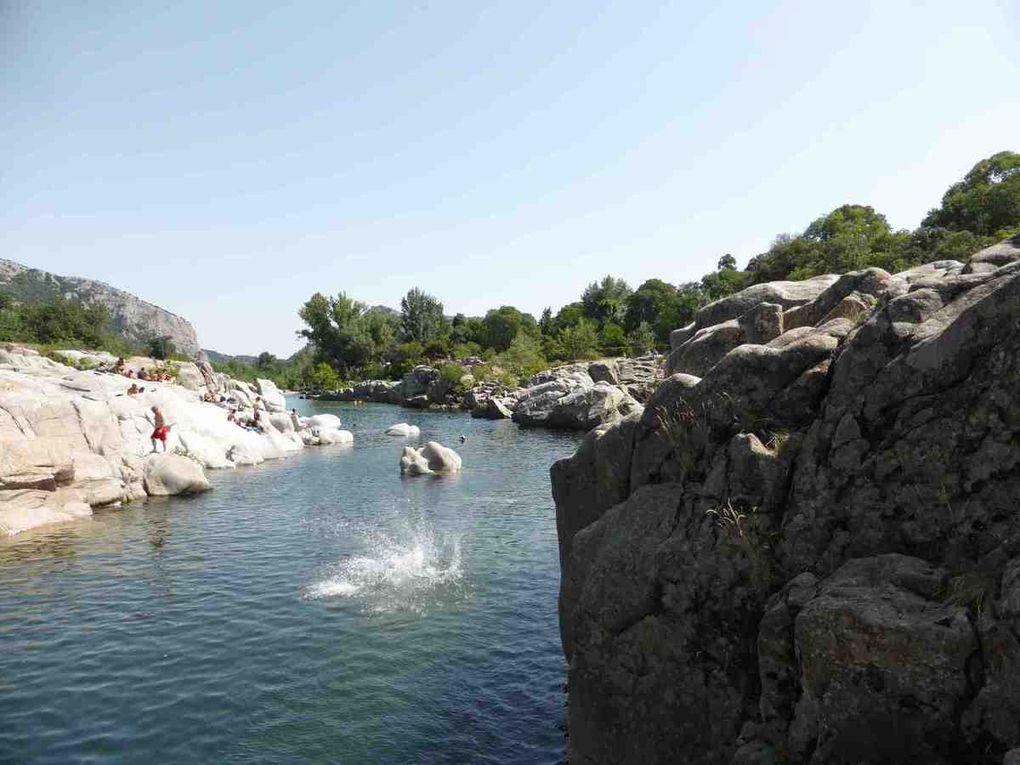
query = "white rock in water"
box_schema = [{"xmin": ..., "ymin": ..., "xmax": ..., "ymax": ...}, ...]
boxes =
[
  {"xmin": 386, "ymin": 423, "xmax": 421, "ymax": 437},
  {"xmin": 399, "ymin": 441, "xmax": 462, "ymax": 475},
  {"xmin": 307, "ymin": 413, "xmax": 342, "ymax": 429},
  {"xmin": 316, "ymin": 428, "xmax": 354, "ymax": 446},
  {"xmin": 143, "ymin": 454, "xmax": 212, "ymax": 496},
  {"xmin": 400, "ymin": 446, "xmax": 432, "ymax": 475}
]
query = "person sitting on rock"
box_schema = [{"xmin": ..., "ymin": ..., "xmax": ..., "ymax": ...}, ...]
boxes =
[
  {"xmin": 227, "ymin": 408, "xmax": 238, "ymax": 424},
  {"xmin": 115, "ymin": 357, "xmax": 126, "ymax": 374},
  {"xmin": 127, "ymin": 383, "xmax": 140, "ymax": 395},
  {"xmin": 139, "ymin": 368, "xmax": 150, "ymax": 381},
  {"xmin": 150, "ymin": 406, "xmax": 171, "ymax": 453},
  {"xmin": 290, "ymin": 408, "xmax": 302, "ymax": 430}
]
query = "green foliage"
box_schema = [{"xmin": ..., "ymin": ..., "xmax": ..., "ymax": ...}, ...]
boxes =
[
  {"xmin": 482, "ymin": 305, "xmax": 539, "ymax": 351},
  {"xmin": 437, "ymin": 362, "xmax": 469, "ymax": 392},
  {"xmin": 496, "ymin": 332, "xmax": 547, "ymax": 383},
  {"xmin": 751, "ymin": 205, "xmax": 910, "ymax": 282},
  {"xmin": 923, "ymin": 151, "xmax": 1020, "ymax": 236},
  {"xmin": 400, "ymin": 287, "xmax": 446, "ymax": 344},
  {"xmin": 0, "ymin": 294, "xmax": 114, "ymax": 349},
  {"xmin": 386, "ymin": 341, "xmax": 425, "ymax": 377},
  {"xmin": 581, "ymin": 276, "xmax": 632, "ymax": 325},
  {"xmin": 626, "ymin": 321, "xmax": 656, "ymax": 356},
  {"xmin": 308, "ymin": 361, "xmax": 341, "ymax": 391},
  {"xmin": 624, "ymin": 278, "xmax": 683, "ymax": 345},
  {"xmin": 298, "ymin": 291, "xmax": 397, "ymax": 375},
  {"xmin": 557, "ymin": 318, "xmax": 600, "ymax": 361},
  {"xmin": 146, "ymin": 335, "xmax": 176, "ymax": 360},
  {"xmin": 598, "ymin": 322, "xmax": 627, "ymax": 355}
]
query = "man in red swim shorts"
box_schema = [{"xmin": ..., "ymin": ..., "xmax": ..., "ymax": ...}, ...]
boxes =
[{"xmin": 150, "ymin": 406, "xmax": 170, "ymax": 453}]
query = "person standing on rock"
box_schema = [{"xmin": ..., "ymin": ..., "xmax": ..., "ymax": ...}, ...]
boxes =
[{"xmin": 150, "ymin": 406, "xmax": 170, "ymax": 453}]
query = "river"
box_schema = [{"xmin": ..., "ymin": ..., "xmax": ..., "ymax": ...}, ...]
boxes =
[{"xmin": 0, "ymin": 400, "xmax": 583, "ymax": 764}]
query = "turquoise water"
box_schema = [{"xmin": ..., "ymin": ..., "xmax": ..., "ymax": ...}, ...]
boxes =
[{"xmin": 0, "ymin": 401, "xmax": 583, "ymax": 764}]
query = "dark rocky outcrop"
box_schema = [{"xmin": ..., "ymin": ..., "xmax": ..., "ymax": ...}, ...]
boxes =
[{"xmin": 552, "ymin": 237, "xmax": 1020, "ymax": 764}]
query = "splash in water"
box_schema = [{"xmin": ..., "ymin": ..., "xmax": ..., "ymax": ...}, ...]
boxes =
[{"xmin": 307, "ymin": 529, "xmax": 465, "ymax": 613}]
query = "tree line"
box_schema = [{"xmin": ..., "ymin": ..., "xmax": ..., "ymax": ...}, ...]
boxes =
[
  {"xmin": 271, "ymin": 150, "xmax": 1018, "ymax": 389},
  {"xmin": 2, "ymin": 150, "xmax": 1015, "ymax": 388}
]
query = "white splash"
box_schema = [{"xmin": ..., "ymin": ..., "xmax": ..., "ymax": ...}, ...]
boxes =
[{"xmin": 307, "ymin": 529, "xmax": 464, "ymax": 613}]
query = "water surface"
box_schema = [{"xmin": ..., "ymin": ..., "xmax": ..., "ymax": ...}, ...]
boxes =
[{"xmin": 0, "ymin": 401, "xmax": 582, "ymax": 764}]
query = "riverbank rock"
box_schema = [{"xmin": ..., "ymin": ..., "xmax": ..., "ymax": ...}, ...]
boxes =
[
  {"xmin": 386, "ymin": 423, "xmax": 421, "ymax": 437},
  {"xmin": 255, "ymin": 378, "xmax": 287, "ymax": 412},
  {"xmin": 513, "ymin": 373, "xmax": 641, "ymax": 431},
  {"xmin": 0, "ymin": 345, "xmax": 351, "ymax": 536},
  {"xmin": 399, "ymin": 441, "xmax": 462, "ymax": 475},
  {"xmin": 552, "ymin": 237, "xmax": 1020, "ymax": 764},
  {"xmin": 143, "ymin": 454, "xmax": 212, "ymax": 496}
]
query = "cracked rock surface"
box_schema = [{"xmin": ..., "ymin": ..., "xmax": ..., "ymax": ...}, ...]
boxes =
[{"xmin": 552, "ymin": 235, "xmax": 1020, "ymax": 764}]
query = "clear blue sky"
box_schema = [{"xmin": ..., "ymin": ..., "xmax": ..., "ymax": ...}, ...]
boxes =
[{"xmin": 2, "ymin": 1, "xmax": 1018, "ymax": 356}]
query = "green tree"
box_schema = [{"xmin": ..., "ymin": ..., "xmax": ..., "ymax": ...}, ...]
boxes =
[
  {"xmin": 12, "ymin": 297, "xmax": 110, "ymax": 347},
  {"xmin": 307, "ymin": 361, "xmax": 341, "ymax": 391},
  {"xmin": 750, "ymin": 205, "xmax": 909, "ymax": 281},
  {"xmin": 539, "ymin": 307, "xmax": 554, "ymax": 336},
  {"xmin": 558, "ymin": 318, "xmax": 600, "ymax": 360},
  {"xmin": 923, "ymin": 151, "xmax": 1020, "ymax": 236},
  {"xmin": 627, "ymin": 321, "xmax": 656, "ymax": 356},
  {"xmin": 400, "ymin": 287, "xmax": 446, "ymax": 344},
  {"xmin": 256, "ymin": 351, "xmax": 276, "ymax": 369},
  {"xmin": 482, "ymin": 305, "xmax": 538, "ymax": 351},
  {"xmin": 147, "ymin": 335, "xmax": 176, "ymax": 360},
  {"xmin": 624, "ymin": 278, "xmax": 683, "ymax": 344},
  {"xmin": 599, "ymin": 322, "xmax": 627, "ymax": 355},
  {"xmin": 497, "ymin": 332, "xmax": 547, "ymax": 382},
  {"xmin": 581, "ymin": 276, "xmax": 632, "ymax": 325},
  {"xmin": 297, "ymin": 292, "xmax": 386, "ymax": 375}
]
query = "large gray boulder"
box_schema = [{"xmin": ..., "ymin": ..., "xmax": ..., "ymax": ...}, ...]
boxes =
[
  {"xmin": 552, "ymin": 239, "xmax": 1020, "ymax": 764},
  {"xmin": 513, "ymin": 372, "xmax": 639, "ymax": 431}
]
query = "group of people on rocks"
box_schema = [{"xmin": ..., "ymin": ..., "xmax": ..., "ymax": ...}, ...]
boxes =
[{"xmin": 113, "ymin": 357, "xmax": 175, "ymax": 383}]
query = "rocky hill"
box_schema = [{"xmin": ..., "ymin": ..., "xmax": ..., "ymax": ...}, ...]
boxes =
[
  {"xmin": 0, "ymin": 259, "xmax": 201, "ymax": 357},
  {"xmin": 552, "ymin": 234, "xmax": 1020, "ymax": 764}
]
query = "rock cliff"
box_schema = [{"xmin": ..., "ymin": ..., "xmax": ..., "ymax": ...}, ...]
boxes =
[
  {"xmin": 0, "ymin": 259, "xmax": 201, "ymax": 357},
  {"xmin": 552, "ymin": 235, "xmax": 1020, "ymax": 764}
]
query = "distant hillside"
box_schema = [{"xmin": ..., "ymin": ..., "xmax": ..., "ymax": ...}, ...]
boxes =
[
  {"xmin": 203, "ymin": 349, "xmax": 260, "ymax": 366},
  {"xmin": 0, "ymin": 259, "xmax": 201, "ymax": 357}
]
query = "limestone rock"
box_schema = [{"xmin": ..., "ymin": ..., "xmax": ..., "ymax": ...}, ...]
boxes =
[
  {"xmin": 255, "ymin": 378, "xmax": 287, "ymax": 412},
  {"xmin": 386, "ymin": 423, "xmax": 421, "ymax": 437},
  {"xmin": 142, "ymin": 454, "xmax": 212, "ymax": 496}
]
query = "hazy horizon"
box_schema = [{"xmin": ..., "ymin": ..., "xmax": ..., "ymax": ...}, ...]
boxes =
[{"xmin": 3, "ymin": 1, "xmax": 1019, "ymax": 355}]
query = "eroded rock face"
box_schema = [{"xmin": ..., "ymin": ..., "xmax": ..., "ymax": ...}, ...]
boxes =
[
  {"xmin": 0, "ymin": 259, "xmax": 202, "ymax": 356},
  {"xmin": 552, "ymin": 238, "xmax": 1020, "ymax": 764}
]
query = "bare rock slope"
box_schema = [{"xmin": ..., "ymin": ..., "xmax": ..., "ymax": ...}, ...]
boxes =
[
  {"xmin": 552, "ymin": 234, "xmax": 1020, "ymax": 764},
  {"xmin": 0, "ymin": 259, "xmax": 201, "ymax": 357}
]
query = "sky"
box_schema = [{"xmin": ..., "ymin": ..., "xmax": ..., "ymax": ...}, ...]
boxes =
[{"xmin": 2, "ymin": 1, "xmax": 1019, "ymax": 356}]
